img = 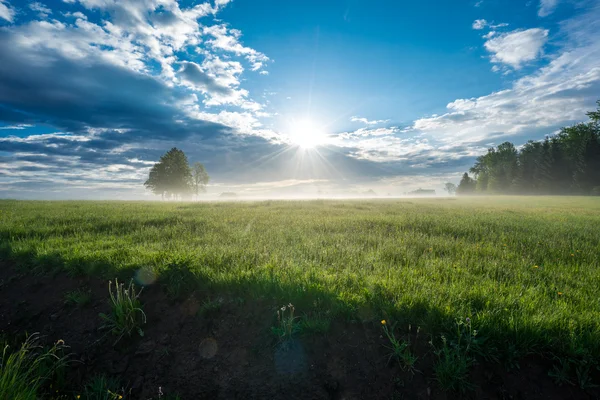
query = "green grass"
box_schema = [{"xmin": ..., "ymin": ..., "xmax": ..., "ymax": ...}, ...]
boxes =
[
  {"xmin": 0, "ymin": 334, "xmax": 69, "ymax": 400},
  {"xmin": 82, "ymin": 375, "xmax": 122, "ymax": 400},
  {"xmin": 299, "ymin": 312, "xmax": 331, "ymax": 335},
  {"xmin": 64, "ymin": 289, "xmax": 92, "ymax": 308},
  {"xmin": 99, "ymin": 279, "xmax": 146, "ymax": 344},
  {"xmin": 381, "ymin": 321, "xmax": 418, "ymax": 372},
  {"xmin": 1, "ymin": 197, "xmax": 600, "ymax": 365}
]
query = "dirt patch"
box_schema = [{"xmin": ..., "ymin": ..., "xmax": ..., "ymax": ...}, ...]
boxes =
[{"xmin": 0, "ymin": 264, "xmax": 597, "ymax": 399}]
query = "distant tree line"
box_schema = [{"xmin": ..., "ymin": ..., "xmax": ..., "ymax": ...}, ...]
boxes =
[
  {"xmin": 457, "ymin": 101, "xmax": 600, "ymax": 196},
  {"xmin": 144, "ymin": 148, "xmax": 209, "ymax": 200}
]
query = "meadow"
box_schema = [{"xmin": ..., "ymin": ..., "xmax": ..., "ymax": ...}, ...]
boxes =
[{"xmin": 1, "ymin": 197, "xmax": 599, "ymax": 397}]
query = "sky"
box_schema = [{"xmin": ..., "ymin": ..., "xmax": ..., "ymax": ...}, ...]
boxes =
[{"xmin": 0, "ymin": 0, "xmax": 599, "ymax": 199}]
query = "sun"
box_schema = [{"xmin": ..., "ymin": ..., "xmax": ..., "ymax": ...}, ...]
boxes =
[{"xmin": 287, "ymin": 119, "xmax": 327, "ymax": 149}]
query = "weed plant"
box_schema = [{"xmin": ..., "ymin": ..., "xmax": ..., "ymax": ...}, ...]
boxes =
[{"xmin": 99, "ymin": 279, "xmax": 146, "ymax": 344}]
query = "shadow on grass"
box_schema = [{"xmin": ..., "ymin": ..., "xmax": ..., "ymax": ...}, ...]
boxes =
[{"xmin": 1, "ymin": 240, "xmax": 599, "ymax": 367}]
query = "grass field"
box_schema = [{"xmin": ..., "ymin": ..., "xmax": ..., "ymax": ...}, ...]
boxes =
[{"xmin": 1, "ymin": 197, "xmax": 600, "ymax": 395}]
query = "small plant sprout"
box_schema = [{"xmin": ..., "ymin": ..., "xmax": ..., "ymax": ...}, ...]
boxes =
[
  {"xmin": 272, "ymin": 303, "xmax": 300, "ymax": 341},
  {"xmin": 198, "ymin": 297, "xmax": 223, "ymax": 317},
  {"xmin": 99, "ymin": 279, "xmax": 147, "ymax": 344},
  {"xmin": 431, "ymin": 317, "xmax": 478, "ymax": 393},
  {"xmin": 64, "ymin": 289, "xmax": 92, "ymax": 307},
  {"xmin": 299, "ymin": 312, "xmax": 331, "ymax": 335},
  {"xmin": 548, "ymin": 357, "xmax": 574, "ymax": 386},
  {"xmin": 380, "ymin": 320, "xmax": 418, "ymax": 373},
  {"xmin": 83, "ymin": 374, "xmax": 123, "ymax": 400}
]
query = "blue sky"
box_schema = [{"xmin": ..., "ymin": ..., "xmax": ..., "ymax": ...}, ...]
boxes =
[{"xmin": 0, "ymin": 0, "xmax": 599, "ymax": 198}]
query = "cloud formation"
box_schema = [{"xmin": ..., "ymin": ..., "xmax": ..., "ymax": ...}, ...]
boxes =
[
  {"xmin": 484, "ymin": 28, "xmax": 549, "ymax": 69},
  {"xmin": 350, "ymin": 116, "xmax": 390, "ymax": 125},
  {"xmin": 0, "ymin": 0, "xmax": 15, "ymax": 22},
  {"xmin": 472, "ymin": 19, "xmax": 509, "ymax": 30},
  {"xmin": 539, "ymin": 0, "xmax": 560, "ymax": 17},
  {"xmin": 28, "ymin": 2, "xmax": 52, "ymax": 18}
]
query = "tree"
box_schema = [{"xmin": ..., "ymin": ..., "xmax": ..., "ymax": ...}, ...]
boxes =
[
  {"xmin": 458, "ymin": 100, "xmax": 600, "ymax": 196},
  {"xmin": 487, "ymin": 142, "xmax": 518, "ymax": 193},
  {"xmin": 470, "ymin": 148, "xmax": 494, "ymax": 193},
  {"xmin": 192, "ymin": 162, "xmax": 210, "ymax": 198},
  {"xmin": 144, "ymin": 148, "xmax": 192, "ymax": 199},
  {"xmin": 444, "ymin": 182, "xmax": 457, "ymax": 195},
  {"xmin": 456, "ymin": 173, "xmax": 476, "ymax": 195},
  {"xmin": 514, "ymin": 141, "xmax": 542, "ymax": 193},
  {"xmin": 587, "ymin": 100, "xmax": 600, "ymax": 124},
  {"xmin": 534, "ymin": 137, "xmax": 554, "ymax": 194}
]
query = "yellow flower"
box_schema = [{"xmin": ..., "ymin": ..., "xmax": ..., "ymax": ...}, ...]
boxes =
[
  {"xmin": 119, "ymin": 396, "xmax": 123, "ymax": 399},
  {"xmin": 557, "ymin": 292, "xmax": 563, "ymax": 296},
  {"xmin": 533, "ymin": 265, "xmax": 539, "ymax": 268},
  {"xmin": 77, "ymin": 396, "xmax": 81, "ymax": 399},
  {"xmin": 571, "ymin": 254, "xmax": 574, "ymax": 256},
  {"xmin": 381, "ymin": 320, "xmax": 386, "ymax": 325}
]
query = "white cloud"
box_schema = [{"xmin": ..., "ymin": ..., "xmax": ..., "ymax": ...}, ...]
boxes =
[
  {"xmin": 484, "ymin": 28, "xmax": 548, "ymax": 69},
  {"xmin": 539, "ymin": 0, "xmax": 560, "ymax": 17},
  {"xmin": 473, "ymin": 19, "xmax": 509, "ymax": 30},
  {"xmin": 350, "ymin": 116, "xmax": 390, "ymax": 125},
  {"xmin": 338, "ymin": 127, "xmax": 401, "ymax": 139},
  {"xmin": 0, "ymin": 0, "xmax": 15, "ymax": 22},
  {"xmin": 472, "ymin": 19, "xmax": 487, "ymax": 30},
  {"xmin": 0, "ymin": 124, "xmax": 33, "ymax": 130},
  {"xmin": 203, "ymin": 24, "xmax": 270, "ymax": 71},
  {"xmin": 63, "ymin": 11, "xmax": 86, "ymax": 19},
  {"xmin": 6, "ymin": 0, "xmax": 271, "ymax": 120},
  {"xmin": 189, "ymin": 110, "xmax": 277, "ymax": 140},
  {"xmin": 29, "ymin": 2, "xmax": 52, "ymax": 18},
  {"xmin": 412, "ymin": 29, "xmax": 600, "ymax": 146},
  {"xmin": 49, "ymin": 0, "xmax": 250, "ymax": 80}
]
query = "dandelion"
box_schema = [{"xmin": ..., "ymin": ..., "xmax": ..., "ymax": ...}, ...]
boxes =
[
  {"xmin": 56, "ymin": 339, "xmax": 65, "ymax": 345},
  {"xmin": 533, "ymin": 265, "xmax": 539, "ymax": 268},
  {"xmin": 571, "ymin": 254, "xmax": 574, "ymax": 256},
  {"xmin": 76, "ymin": 396, "xmax": 81, "ymax": 399},
  {"xmin": 557, "ymin": 292, "xmax": 563, "ymax": 296},
  {"xmin": 381, "ymin": 319, "xmax": 386, "ymax": 325},
  {"xmin": 465, "ymin": 317, "xmax": 471, "ymax": 323}
]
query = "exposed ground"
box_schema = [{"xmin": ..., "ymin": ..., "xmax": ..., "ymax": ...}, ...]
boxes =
[{"xmin": 0, "ymin": 197, "xmax": 599, "ymax": 399}]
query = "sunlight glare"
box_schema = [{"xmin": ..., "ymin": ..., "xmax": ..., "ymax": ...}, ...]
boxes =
[{"xmin": 287, "ymin": 120, "xmax": 327, "ymax": 149}]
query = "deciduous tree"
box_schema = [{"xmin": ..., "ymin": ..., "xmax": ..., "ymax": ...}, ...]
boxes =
[{"xmin": 144, "ymin": 148, "xmax": 192, "ymax": 199}]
